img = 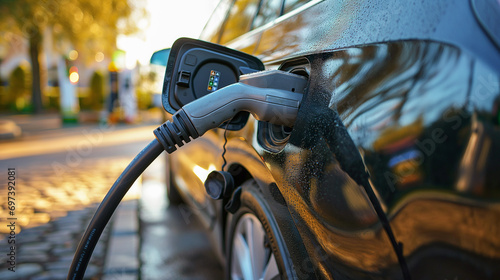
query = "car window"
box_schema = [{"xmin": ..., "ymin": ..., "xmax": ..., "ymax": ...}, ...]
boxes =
[
  {"xmin": 199, "ymin": 0, "xmax": 233, "ymax": 43},
  {"xmin": 252, "ymin": 0, "xmax": 283, "ymax": 29},
  {"xmin": 283, "ymin": 0, "xmax": 310, "ymax": 14},
  {"xmin": 220, "ymin": 0, "xmax": 261, "ymax": 44}
]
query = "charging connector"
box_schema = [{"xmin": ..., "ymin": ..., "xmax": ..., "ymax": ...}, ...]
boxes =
[{"xmin": 154, "ymin": 70, "xmax": 307, "ymax": 153}]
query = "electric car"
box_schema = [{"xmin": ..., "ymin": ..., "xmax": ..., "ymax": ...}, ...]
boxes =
[{"xmin": 162, "ymin": 0, "xmax": 500, "ymax": 279}]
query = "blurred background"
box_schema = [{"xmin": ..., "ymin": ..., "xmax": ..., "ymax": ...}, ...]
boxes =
[
  {"xmin": 0, "ymin": 0, "xmax": 217, "ymax": 124},
  {"xmin": 0, "ymin": 1, "xmax": 223, "ymax": 279}
]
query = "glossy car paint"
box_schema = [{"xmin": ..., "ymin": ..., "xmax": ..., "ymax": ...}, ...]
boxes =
[
  {"xmin": 269, "ymin": 42, "xmax": 500, "ymax": 279},
  {"xmin": 171, "ymin": 0, "xmax": 500, "ymax": 278}
]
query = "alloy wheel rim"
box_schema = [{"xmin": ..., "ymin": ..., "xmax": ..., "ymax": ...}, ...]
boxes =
[{"xmin": 231, "ymin": 213, "xmax": 280, "ymax": 280}]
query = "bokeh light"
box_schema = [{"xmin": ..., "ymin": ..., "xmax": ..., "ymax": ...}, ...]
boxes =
[
  {"xmin": 69, "ymin": 66, "xmax": 79, "ymax": 84},
  {"xmin": 68, "ymin": 50, "xmax": 78, "ymax": 60},
  {"xmin": 95, "ymin": 51, "xmax": 104, "ymax": 62}
]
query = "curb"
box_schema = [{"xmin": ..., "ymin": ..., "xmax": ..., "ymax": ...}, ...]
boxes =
[{"xmin": 102, "ymin": 199, "xmax": 140, "ymax": 280}]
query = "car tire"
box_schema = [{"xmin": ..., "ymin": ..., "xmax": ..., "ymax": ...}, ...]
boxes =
[
  {"xmin": 225, "ymin": 180, "xmax": 292, "ymax": 280},
  {"xmin": 166, "ymin": 154, "xmax": 184, "ymax": 205}
]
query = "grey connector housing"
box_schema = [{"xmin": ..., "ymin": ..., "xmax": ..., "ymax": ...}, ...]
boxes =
[{"xmin": 154, "ymin": 70, "xmax": 307, "ymax": 153}]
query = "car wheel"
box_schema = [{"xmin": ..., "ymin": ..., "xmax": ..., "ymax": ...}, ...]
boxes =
[
  {"xmin": 226, "ymin": 180, "xmax": 291, "ymax": 280},
  {"xmin": 166, "ymin": 154, "xmax": 183, "ymax": 205}
]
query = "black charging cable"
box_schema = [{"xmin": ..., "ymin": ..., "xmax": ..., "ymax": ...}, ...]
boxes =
[
  {"xmin": 68, "ymin": 109, "xmax": 208, "ymax": 279},
  {"xmin": 67, "ymin": 140, "xmax": 163, "ymax": 280},
  {"xmin": 68, "ymin": 71, "xmax": 306, "ymax": 280}
]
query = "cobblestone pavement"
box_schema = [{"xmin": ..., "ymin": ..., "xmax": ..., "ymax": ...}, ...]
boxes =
[
  {"xmin": 0, "ymin": 156, "xmax": 133, "ymax": 279},
  {"xmin": 0, "ymin": 116, "xmax": 224, "ymax": 279}
]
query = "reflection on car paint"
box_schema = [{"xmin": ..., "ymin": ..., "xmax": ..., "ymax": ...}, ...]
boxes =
[{"xmin": 258, "ymin": 41, "xmax": 500, "ymax": 279}]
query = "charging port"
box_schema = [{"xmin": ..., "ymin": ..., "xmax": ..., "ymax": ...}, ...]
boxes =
[{"xmin": 257, "ymin": 61, "xmax": 310, "ymax": 153}]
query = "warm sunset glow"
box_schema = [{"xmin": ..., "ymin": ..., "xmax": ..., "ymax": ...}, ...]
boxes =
[{"xmin": 117, "ymin": 0, "xmax": 218, "ymax": 66}]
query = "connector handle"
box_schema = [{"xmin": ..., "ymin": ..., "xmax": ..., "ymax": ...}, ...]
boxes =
[{"xmin": 183, "ymin": 82, "xmax": 303, "ymax": 136}]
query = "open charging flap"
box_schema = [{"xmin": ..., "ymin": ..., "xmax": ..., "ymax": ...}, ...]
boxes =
[{"xmin": 161, "ymin": 38, "xmax": 265, "ymax": 130}]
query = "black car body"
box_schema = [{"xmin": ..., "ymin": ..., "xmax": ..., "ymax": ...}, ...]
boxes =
[{"xmin": 166, "ymin": 0, "xmax": 500, "ymax": 279}]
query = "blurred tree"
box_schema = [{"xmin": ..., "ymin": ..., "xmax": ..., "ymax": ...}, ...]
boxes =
[{"xmin": 0, "ymin": 0, "xmax": 145, "ymax": 113}]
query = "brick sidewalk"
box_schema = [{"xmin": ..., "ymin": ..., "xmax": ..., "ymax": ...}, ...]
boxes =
[
  {"xmin": 0, "ymin": 157, "xmax": 133, "ymax": 279},
  {"xmin": 0, "ymin": 112, "xmax": 223, "ymax": 279}
]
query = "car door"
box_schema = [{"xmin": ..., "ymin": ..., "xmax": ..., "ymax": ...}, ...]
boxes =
[{"xmin": 250, "ymin": 0, "xmax": 500, "ymax": 279}]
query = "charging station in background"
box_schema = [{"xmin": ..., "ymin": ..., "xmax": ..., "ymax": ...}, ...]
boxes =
[
  {"xmin": 57, "ymin": 56, "xmax": 79, "ymax": 123},
  {"xmin": 106, "ymin": 50, "xmax": 138, "ymax": 124},
  {"xmin": 118, "ymin": 68, "xmax": 137, "ymax": 123}
]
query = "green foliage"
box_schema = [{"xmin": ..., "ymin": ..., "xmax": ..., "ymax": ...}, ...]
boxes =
[
  {"xmin": 45, "ymin": 86, "xmax": 60, "ymax": 110},
  {"xmin": 136, "ymin": 88, "xmax": 152, "ymax": 110},
  {"xmin": 89, "ymin": 71, "xmax": 105, "ymax": 110},
  {"xmin": 8, "ymin": 65, "xmax": 32, "ymax": 112},
  {"xmin": 0, "ymin": 75, "xmax": 6, "ymax": 111}
]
